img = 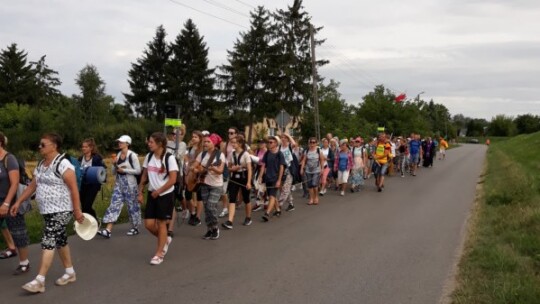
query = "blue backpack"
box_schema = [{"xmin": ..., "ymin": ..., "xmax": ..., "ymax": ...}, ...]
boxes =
[{"xmin": 54, "ymin": 154, "xmax": 83, "ymax": 190}]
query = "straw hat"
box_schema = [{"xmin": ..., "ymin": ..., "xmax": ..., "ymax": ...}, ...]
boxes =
[{"xmin": 74, "ymin": 213, "xmax": 98, "ymax": 241}]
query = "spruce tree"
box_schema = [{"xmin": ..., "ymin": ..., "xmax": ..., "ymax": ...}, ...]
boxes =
[
  {"xmin": 124, "ymin": 25, "xmax": 170, "ymax": 118},
  {"xmin": 272, "ymin": 0, "xmax": 327, "ymax": 116},
  {"xmin": 219, "ymin": 6, "xmax": 276, "ymax": 142},
  {"xmin": 166, "ymin": 19, "xmax": 215, "ymax": 129},
  {"xmin": 0, "ymin": 43, "xmax": 35, "ymax": 106}
]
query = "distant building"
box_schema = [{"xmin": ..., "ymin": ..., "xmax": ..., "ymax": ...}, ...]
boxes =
[{"xmin": 244, "ymin": 116, "xmax": 302, "ymax": 143}]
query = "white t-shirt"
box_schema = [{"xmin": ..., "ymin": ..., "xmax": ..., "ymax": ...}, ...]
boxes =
[
  {"xmin": 34, "ymin": 157, "xmax": 75, "ymax": 214},
  {"xmin": 227, "ymin": 150, "xmax": 252, "ymax": 179},
  {"xmin": 280, "ymin": 145, "xmax": 294, "ymax": 167},
  {"xmin": 143, "ymin": 153, "xmax": 179, "ymax": 195},
  {"xmin": 196, "ymin": 150, "xmax": 227, "ymax": 187},
  {"xmin": 321, "ymin": 147, "xmax": 329, "ymax": 168}
]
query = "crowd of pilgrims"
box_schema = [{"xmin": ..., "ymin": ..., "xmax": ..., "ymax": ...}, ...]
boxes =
[{"xmin": 0, "ymin": 128, "xmax": 448, "ymax": 293}]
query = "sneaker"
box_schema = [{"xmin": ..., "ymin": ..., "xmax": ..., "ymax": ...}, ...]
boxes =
[
  {"xmin": 13, "ymin": 263, "xmax": 30, "ymax": 275},
  {"xmin": 252, "ymin": 204, "xmax": 263, "ymax": 212},
  {"xmin": 273, "ymin": 210, "xmax": 281, "ymax": 217},
  {"xmin": 210, "ymin": 228, "xmax": 220, "ymax": 240},
  {"xmin": 222, "ymin": 221, "xmax": 233, "ymax": 230},
  {"xmin": 22, "ymin": 279, "xmax": 45, "ymax": 293},
  {"xmin": 188, "ymin": 214, "xmax": 196, "ymax": 225},
  {"xmin": 218, "ymin": 208, "xmax": 228, "ymax": 218},
  {"xmin": 262, "ymin": 213, "xmax": 269, "ymax": 222},
  {"xmin": 126, "ymin": 228, "xmax": 139, "ymax": 236},
  {"xmin": 203, "ymin": 230, "xmax": 213, "ymax": 240},
  {"xmin": 55, "ymin": 273, "xmax": 76, "ymax": 286},
  {"xmin": 243, "ymin": 217, "xmax": 252, "ymax": 226},
  {"xmin": 97, "ymin": 229, "xmax": 111, "ymax": 238},
  {"xmin": 401, "ymin": 174, "xmax": 404, "ymax": 178},
  {"xmin": 350, "ymin": 187, "xmax": 354, "ymax": 193},
  {"xmin": 163, "ymin": 236, "xmax": 172, "ymax": 255},
  {"xmin": 285, "ymin": 204, "xmax": 295, "ymax": 212},
  {"xmin": 377, "ymin": 187, "xmax": 382, "ymax": 192},
  {"xmin": 340, "ymin": 191, "xmax": 344, "ymax": 196},
  {"xmin": 150, "ymin": 256, "xmax": 164, "ymax": 265},
  {"xmin": 192, "ymin": 217, "xmax": 202, "ymax": 226}
]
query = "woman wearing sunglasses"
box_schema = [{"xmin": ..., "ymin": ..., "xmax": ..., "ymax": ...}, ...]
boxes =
[
  {"xmin": 300, "ymin": 137, "xmax": 325, "ymax": 205},
  {"xmin": 11, "ymin": 133, "xmax": 84, "ymax": 293}
]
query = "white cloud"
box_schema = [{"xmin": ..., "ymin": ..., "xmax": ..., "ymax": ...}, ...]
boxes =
[{"xmin": 1, "ymin": 0, "xmax": 539, "ymax": 120}]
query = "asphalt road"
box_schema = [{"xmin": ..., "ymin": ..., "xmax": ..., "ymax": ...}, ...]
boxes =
[{"xmin": 0, "ymin": 144, "xmax": 486, "ymax": 304}]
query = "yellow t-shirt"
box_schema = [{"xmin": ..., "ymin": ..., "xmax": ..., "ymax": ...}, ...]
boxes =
[
  {"xmin": 440, "ymin": 140, "xmax": 449, "ymax": 149},
  {"xmin": 375, "ymin": 142, "xmax": 390, "ymax": 164}
]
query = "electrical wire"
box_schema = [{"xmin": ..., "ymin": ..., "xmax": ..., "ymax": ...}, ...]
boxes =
[
  {"xmin": 232, "ymin": 0, "xmax": 256, "ymax": 9},
  {"xmin": 167, "ymin": 0, "xmax": 248, "ymax": 29},
  {"xmin": 201, "ymin": 0, "xmax": 250, "ymax": 18}
]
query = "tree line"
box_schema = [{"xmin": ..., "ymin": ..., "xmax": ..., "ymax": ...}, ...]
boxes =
[{"xmin": 0, "ymin": 0, "xmax": 537, "ymax": 158}]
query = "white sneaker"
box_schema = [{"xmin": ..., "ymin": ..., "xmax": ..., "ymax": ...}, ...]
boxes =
[
  {"xmin": 340, "ymin": 191, "xmax": 344, "ymax": 196},
  {"xmin": 218, "ymin": 209, "xmax": 228, "ymax": 218},
  {"xmin": 163, "ymin": 236, "xmax": 172, "ymax": 255},
  {"xmin": 292, "ymin": 185, "xmax": 297, "ymax": 191}
]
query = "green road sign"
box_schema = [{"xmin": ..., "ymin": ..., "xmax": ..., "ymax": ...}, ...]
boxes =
[{"xmin": 164, "ymin": 118, "xmax": 182, "ymax": 127}]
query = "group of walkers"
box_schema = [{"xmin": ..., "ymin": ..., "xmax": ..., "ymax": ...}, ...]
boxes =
[{"xmin": 0, "ymin": 127, "xmax": 448, "ymax": 294}]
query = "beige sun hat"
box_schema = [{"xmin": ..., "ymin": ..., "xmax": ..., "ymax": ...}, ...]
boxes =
[{"xmin": 74, "ymin": 213, "xmax": 98, "ymax": 241}]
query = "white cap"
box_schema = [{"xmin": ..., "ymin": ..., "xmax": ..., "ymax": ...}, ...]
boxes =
[
  {"xmin": 117, "ymin": 135, "xmax": 132, "ymax": 145},
  {"xmin": 201, "ymin": 130, "xmax": 210, "ymax": 136}
]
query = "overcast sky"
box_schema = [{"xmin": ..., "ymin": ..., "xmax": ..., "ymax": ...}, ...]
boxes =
[{"xmin": 2, "ymin": 0, "xmax": 539, "ymax": 120}]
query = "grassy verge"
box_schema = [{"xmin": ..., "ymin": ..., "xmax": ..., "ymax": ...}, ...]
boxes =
[
  {"xmin": 452, "ymin": 133, "xmax": 540, "ymax": 303},
  {"xmin": 1, "ymin": 158, "xmax": 135, "ymax": 248}
]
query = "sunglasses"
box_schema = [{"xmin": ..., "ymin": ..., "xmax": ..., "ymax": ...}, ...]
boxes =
[
  {"xmin": 309, "ymin": 141, "xmax": 317, "ymax": 144},
  {"xmin": 228, "ymin": 132, "xmax": 236, "ymax": 135},
  {"xmin": 267, "ymin": 141, "xmax": 276, "ymax": 144},
  {"xmin": 38, "ymin": 142, "xmax": 52, "ymax": 149}
]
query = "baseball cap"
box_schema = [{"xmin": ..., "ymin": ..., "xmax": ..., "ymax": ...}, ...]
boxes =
[{"xmin": 116, "ymin": 135, "xmax": 132, "ymax": 145}]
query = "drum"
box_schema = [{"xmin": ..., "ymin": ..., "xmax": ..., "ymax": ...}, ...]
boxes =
[{"xmin": 84, "ymin": 166, "xmax": 107, "ymax": 184}]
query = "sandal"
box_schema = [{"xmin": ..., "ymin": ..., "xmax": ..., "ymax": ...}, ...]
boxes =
[
  {"xmin": 0, "ymin": 248, "xmax": 17, "ymax": 259},
  {"xmin": 97, "ymin": 229, "xmax": 111, "ymax": 238},
  {"xmin": 13, "ymin": 263, "xmax": 30, "ymax": 275},
  {"xmin": 150, "ymin": 255, "xmax": 164, "ymax": 265}
]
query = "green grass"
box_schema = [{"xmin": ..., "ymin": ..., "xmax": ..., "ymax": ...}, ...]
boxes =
[{"xmin": 452, "ymin": 132, "xmax": 540, "ymax": 304}]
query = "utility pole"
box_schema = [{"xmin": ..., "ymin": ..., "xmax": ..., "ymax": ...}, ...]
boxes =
[{"xmin": 310, "ymin": 24, "xmax": 321, "ymax": 141}]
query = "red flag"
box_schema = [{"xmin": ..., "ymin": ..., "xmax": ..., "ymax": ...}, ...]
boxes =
[{"xmin": 395, "ymin": 93, "xmax": 406, "ymax": 103}]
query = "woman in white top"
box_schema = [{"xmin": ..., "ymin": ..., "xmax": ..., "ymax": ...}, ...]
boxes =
[
  {"xmin": 138, "ymin": 132, "xmax": 178, "ymax": 266},
  {"xmin": 222, "ymin": 135, "xmax": 252, "ymax": 229},
  {"xmin": 193, "ymin": 133, "xmax": 226, "ymax": 240},
  {"xmin": 98, "ymin": 135, "xmax": 142, "ymax": 238},
  {"xmin": 12, "ymin": 133, "xmax": 83, "ymax": 293}
]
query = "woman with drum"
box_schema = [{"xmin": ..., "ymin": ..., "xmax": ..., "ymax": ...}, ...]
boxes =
[{"xmin": 79, "ymin": 138, "xmax": 106, "ymax": 219}]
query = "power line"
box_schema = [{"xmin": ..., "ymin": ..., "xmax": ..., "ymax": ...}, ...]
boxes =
[
  {"xmin": 167, "ymin": 0, "xmax": 247, "ymax": 29},
  {"xmin": 233, "ymin": 0, "xmax": 256, "ymax": 9},
  {"xmin": 321, "ymin": 44, "xmax": 405, "ymax": 94},
  {"xmin": 202, "ymin": 0, "xmax": 250, "ymax": 18}
]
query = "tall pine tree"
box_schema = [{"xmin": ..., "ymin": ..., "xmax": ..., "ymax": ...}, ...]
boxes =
[
  {"xmin": 166, "ymin": 19, "xmax": 215, "ymax": 128},
  {"xmin": 272, "ymin": 0, "xmax": 327, "ymax": 116},
  {"xmin": 219, "ymin": 6, "xmax": 276, "ymax": 142},
  {"xmin": 0, "ymin": 43, "xmax": 35, "ymax": 106},
  {"xmin": 124, "ymin": 25, "xmax": 171, "ymax": 118}
]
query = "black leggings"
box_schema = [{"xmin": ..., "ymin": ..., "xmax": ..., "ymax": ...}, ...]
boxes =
[{"xmin": 80, "ymin": 183, "xmax": 101, "ymax": 218}]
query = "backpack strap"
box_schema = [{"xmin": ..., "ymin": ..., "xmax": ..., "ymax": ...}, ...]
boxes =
[{"xmin": 53, "ymin": 153, "xmax": 67, "ymax": 179}]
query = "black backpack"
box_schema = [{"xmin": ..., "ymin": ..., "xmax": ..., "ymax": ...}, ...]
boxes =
[
  {"xmin": 4, "ymin": 153, "xmax": 31, "ymax": 185},
  {"xmin": 146, "ymin": 151, "xmax": 174, "ymax": 180}
]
